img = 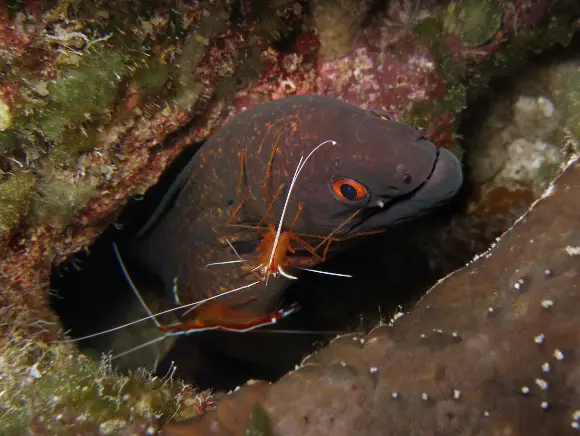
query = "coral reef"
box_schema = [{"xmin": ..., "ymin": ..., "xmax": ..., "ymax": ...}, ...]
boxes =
[
  {"xmin": 160, "ymin": 151, "xmax": 580, "ymax": 436},
  {"xmin": 0, "ymin": 0, "xmax": 579, "ymax": 433}
]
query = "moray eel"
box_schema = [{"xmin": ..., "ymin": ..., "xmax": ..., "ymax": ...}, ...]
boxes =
[{"xmin": 130, "ymin": 94, "xmax": 463, "ymax": 335}]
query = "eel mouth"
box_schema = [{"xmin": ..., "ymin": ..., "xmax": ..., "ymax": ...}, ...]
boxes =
[
  {"xmin": 403, "ymin": 147, "xmax": 463, "ymax": 207},
  {"xmin": 351, "ymin": 147, "xmax": 463, "ymax": 233}
]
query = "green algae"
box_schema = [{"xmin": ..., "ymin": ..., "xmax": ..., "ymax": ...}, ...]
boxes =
[
  {"xmin": 39, "ymin": 47, "xmax": 126, "ymax": 142},
  {"xmin": 0, "ymin": 339, "xmax": 202, "ymax": 434},
  {"xmin": 562, "ymin": 69, "xmax": 580, "ymax": 140},
  {"xmin": 248, "ymin": 0, "xmax": 294, "ymax": 41},
  {"xmin": 312, "ymin": 0, "xmax": 372, "ymax": 60},
  {"xmin": 0, "ymin": 131, "xmax": 16, "ymax": 154},
  {"xmin": 443, "ymin": 0, "xmax": 503, "ymax": 47},
  {"xmin": 173, "ymin": 34, "xmax": 208, "ymax": 109},
  {"xmin": 0, "ymin": 171, "xmax": 36, "ymax": 234},
  {"xmin": 51, "ymin": 128, "xmax": 100, "ymax": 162},
  {"xmin": 215, "ymin": 43, "xmax": 264, "ymax": 101},
  {"xmin": 133, "ymin": 59, "xmax": 171, "ymax": 99},
  {"xmin": 32, "ymin": 177, "xmax": 96, "ymax": 230},
  {"xmin": 408, "ymin": 0, "xmax": 579, "ymax": 158},
  {"xmin": 174, "ymin": 0, "xmax": 229, "ymax": 109}
]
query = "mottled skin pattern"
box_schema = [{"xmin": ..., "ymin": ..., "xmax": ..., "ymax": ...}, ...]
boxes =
[
  {"xmin": 160, "ymin": 157, "xmax": 580, "ymax": 436},
  {"xmin": 132, "ymin": 95, "xmax": 462, "ymax": 329}
]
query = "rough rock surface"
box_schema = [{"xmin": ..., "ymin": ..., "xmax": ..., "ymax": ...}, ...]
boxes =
[{"xmin": 161, "ymin": 153, "xmax": 580, "ymax": 435}]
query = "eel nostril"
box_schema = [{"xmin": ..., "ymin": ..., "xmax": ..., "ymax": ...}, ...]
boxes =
[{"xmin": 396, "ymin": 164, "xmax": 413, "ymax": 184}]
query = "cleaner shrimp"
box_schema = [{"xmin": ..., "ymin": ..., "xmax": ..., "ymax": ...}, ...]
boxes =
[{"xmin": 207, "ymin": 133, "xmax": 382, "ymax": 287}]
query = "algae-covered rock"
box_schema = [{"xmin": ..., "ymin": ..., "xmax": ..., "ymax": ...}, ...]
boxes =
[
  {"xmin": 443, "ymin": 0, "xmax": 503, "ymax": 47},
  {"xmin": 0, "ymin": 0, "xmax": 291, "ymax": 340},
  {"xmin": 32, "ymin": 176, "xmax": 96, "ymax": 230},
  {"xmin": 0, "ymin": 0, "xmax": 296, "ymax": 432},
  {"xmin": 0, "ymin": 339, "xmax": 207, "ymax": 434},
  {"xmin": 311, "ymin": 0, "xmax": 372, "ymax": 60},
  {"xmin": 39, "ymin": 48, "xmax": 125, "ymax": 143},
  {"xmin": 562, "ymin": 69, "xmax": 580, "ymax": 140},
  {"xmin": 0, "ymin": 171, "xmax": 35, "ymax": 234}
]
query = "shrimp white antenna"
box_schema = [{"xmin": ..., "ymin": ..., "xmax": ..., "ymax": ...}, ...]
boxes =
[
  {"xmin": 266, "ymin": 140, "xmax": 337, "ymax": 283},
  {"xmin": 299, "ymin": 268, "xmax": 352, "ymax": 278},
  {"xmin": 180, "ymin": 279, "xmax": 260, "ymax": 317},
  {"xmin": 113, "ymin": 242, "xmax": 161, "ymax": 328},
  {"xmin": 203, "ymin": 238, "xmax": 249, "ymax": 270},
  {"xmin": 277, "ymin": 265, "xmax": 298, "ymax": 280},
  {"xmin": 111, "ymin": 335, "xmax": 168, "ymax": 361},
  {"xmin": 57, "ymin": 244, "xmax": 260, "ymax": 343},
  {"xmin": 225, "ymin": 238, "xmax": 243, "ymax": 259},
  {"xmin": 204, "ymin": 259, "xmax": 246, "ymax": 269}
]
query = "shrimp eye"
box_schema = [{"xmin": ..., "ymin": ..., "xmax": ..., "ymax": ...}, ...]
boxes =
[{"xmin": 329, "ymin": 177, "xmax": 369, "ymax": 204}]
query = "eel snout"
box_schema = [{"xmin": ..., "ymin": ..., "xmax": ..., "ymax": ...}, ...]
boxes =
[{"xmin": 381, "ymin": 145, "xmax": 463, "ymax": 224}]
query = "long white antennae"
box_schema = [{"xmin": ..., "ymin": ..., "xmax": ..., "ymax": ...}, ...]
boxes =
[
  {"xmin": 247, "ymin": 329, "xmax": 344, "ymax": 335},
  {"xmin": 57, "ymin": 246, "xmax": 261, "ymax": 344},
  {"xmin": 277, "ymin": 265, "xmax": 298, "ymax": 280},
  {"xmin": 113, "ymin": 242, "xmax": 162, "ymax": 328},
  {"xmin": 58, "ymin": 283, "xmax": 262, "ymax": 343},
  {"xmin": 225, "ymin": 238, "xmax": 243, "ymax": 259},
  {"xmin": 266, "ymin": 140, "xmax": 337, "ymax": 281},
  {"xmin": 204, "ymin": 259, "xmax": 246, "ymax": 269},
  {"xmin": 204, "ymin": 238, "xmax": 248, "ymax": 269},
  {"xmin": 300, "ymin": 268, "xmax": 352, "ymax": 278},
  {"xmin": 111, "ymin": 335, "xmax": 168, "ymax": 360},
  {"xmin": 203, "ymin": 237, "xmax": 250, "ymax": 270},
  {"xmin": 179, "ymin": 280, "xmax": 260, "ymax": 316}
]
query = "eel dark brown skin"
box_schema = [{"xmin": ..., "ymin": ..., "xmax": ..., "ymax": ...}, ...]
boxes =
[{"xmin": 127, "ymin": 94, "xmax": 463, "ymax": 349}]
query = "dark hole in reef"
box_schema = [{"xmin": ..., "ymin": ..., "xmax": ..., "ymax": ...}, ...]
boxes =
[{"xmin": 49, "ymin": 36, "xmax": 580, "ymax": 392}]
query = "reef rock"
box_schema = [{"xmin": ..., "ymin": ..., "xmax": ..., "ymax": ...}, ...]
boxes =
[{"xmin": 161, "ymin": 152, "xmax": 580, "ymax": 435}]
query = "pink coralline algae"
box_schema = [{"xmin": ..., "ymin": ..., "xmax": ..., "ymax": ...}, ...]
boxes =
[
  {"xmin": 229, "ymin": 21, "xmax": 446, "ymax": 129},
  {"xmin": 227, "ymin": 0, "xmax": 573, "ymax": 149},
  {"xmin": 317, "ymin": 42, "xmax": 440, "ymax": 115}
]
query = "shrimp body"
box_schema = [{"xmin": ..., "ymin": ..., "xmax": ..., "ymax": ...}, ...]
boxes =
[
  {"xmin": 160, "ymin": 303, "xmax": 300, "ymax": 335},
  {"xmin": 255, "ymin": 230, "xmax": 294, "ymax": 279}
]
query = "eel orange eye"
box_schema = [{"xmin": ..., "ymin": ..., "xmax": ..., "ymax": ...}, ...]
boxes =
[{"xmin": 329, "ymin": 177, "xmax": 369, "ymax": 203}]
